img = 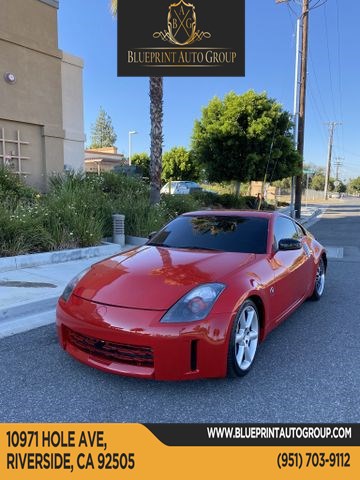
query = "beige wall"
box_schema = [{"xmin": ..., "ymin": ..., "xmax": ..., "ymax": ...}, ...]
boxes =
[
  {"xmin": 61, "ymin": 53, "xmax": 85, "ymax": 171},
  {"xmin": 0, "ymin": 0, "xmax": 59, "ymax": 54},
  {"xmin": 0, "ymin": 0, "xmax": 84, "ymax": 190},
  {"xmin": 0, "ymin": 119, "xmax": 45, "ymax": 190},
  {"xmin": 250, "ymin": 181, "xmax": 276, "ymax": 202}
]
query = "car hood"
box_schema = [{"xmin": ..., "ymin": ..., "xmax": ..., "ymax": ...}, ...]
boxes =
[{"xmin": 73, "ymin": 245, "xmax": 255, "ymax": 310}]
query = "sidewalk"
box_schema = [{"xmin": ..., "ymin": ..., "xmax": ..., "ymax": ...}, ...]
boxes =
[
  {"xmin": 0, "ymin": 243, "xmax": 137, "ymax": 338},
  {"xmin": 278, "ymin": 204, "xmax": 324, "ymax": 226},
  {"xmin": 0, "ymin": 205, "xmax": 325, "ymax": 338}
]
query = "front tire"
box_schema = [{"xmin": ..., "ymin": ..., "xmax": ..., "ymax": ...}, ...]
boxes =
[
  {"xmin": 228, "ymin": 300, "xmax": 259, "ymax": 377},
  {"xmin": 310, "ymin": 256, "xmax": 326, "ymax": 300}
]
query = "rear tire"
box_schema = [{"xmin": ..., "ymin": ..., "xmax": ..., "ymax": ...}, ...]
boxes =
[
  {"xmin": 227, "ymin": 300, "xmax": 259, "ymax": 377},
  {"xmin": 310, "ymin": 256, "xmax": 326, "ymax": 301}
]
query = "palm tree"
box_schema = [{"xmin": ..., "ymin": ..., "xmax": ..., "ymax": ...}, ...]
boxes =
[{"xmin": 111, "ymin": 1, "xmax": 163, "ymax": 204}]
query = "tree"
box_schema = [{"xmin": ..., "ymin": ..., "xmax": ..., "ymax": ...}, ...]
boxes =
[
  {"xmin": 348, "ymin": 177, "xmax": 360, "ymax": 194},
  {"xmin": 149, "ymin": 77, "xmax": 163, "ymax": 204},
  {"xmin": 111, "ymin": 1, "xmax": 163, "ymax": 205},
  {"xmin": 162, "ymin": 147, "xmax": 200, "ymax": 182},
  {"xmin": 310, "ymin": 173, "xmax": 335, "ymax": 192},
  {"xmin": 335, "ymin": 180, "xmax": 346, "ymax": 193},
  {"xmin": 89, "ymin": 107, "xmax": 117, "ymax": 148},
  {"xmin": 310, "ymin": 173, "xmax": 325, "ymax": 191},
  {"xmin": 131, "ymin": 152, "xmax": 150, "ymax": 176},
  {"xmin": 191, "ymin": 90, "xmax": 301, "ymax": 184},
  {"xmin": 304, "ymin": 164, "xmax": 325, "ymax": 176},
  {"xmin": 271, "ymin": 177, "xmax": 291, "ymax": 190}
]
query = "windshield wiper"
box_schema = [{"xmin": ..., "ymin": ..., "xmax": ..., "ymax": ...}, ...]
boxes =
[
  {"xmin": 148, "ymin": 243, "xmax": 221, "ymax": 251},
  {"xmin": 176, "ymin": 245, "xmax": 221, "ymax": 251}
]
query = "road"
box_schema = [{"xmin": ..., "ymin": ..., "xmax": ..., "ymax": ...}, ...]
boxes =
[{"xmin": 0, "ymin": 201, "xmax": 359, "ymax": 423}]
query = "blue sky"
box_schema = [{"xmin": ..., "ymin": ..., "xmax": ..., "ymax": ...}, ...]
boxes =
[{"xmin": 58, "ymin": 0, "xmax": 360, "ymax": 181}]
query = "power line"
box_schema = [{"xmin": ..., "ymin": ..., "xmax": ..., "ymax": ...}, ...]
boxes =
[
  {"xmin": 323, "ymin": 3, "xmax": 337, "ymax": 121},
  {"xmin": 333, "ymin": 157, "xmax": 344, "ymax": 180},
  {"xmin": 308, "ymin": 52, "xmax": 329, "ymax": 122},
  {"xmin": 334, "ymin": 0, "xmax": 345, "ymax": 164},
  {"xmin": 309, "ymin": 0, "xmax": 328, "ymax": 11}
]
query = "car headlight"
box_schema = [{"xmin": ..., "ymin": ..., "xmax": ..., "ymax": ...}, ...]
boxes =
[
  {"xmin": 161, "ymin": 283, "xmax": 225, "ymax": 323},
  {"xmin": 60, "ymin": 267, "xmax": 90, "ymax": 302}
]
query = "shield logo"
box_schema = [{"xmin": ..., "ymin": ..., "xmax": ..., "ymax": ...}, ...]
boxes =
[{"xmin": 167, "ymin": 0, "xmax": 196, "ymax": 46}]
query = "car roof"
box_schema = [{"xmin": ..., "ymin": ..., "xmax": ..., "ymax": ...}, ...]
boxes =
[{"xmin": 182, "ymin": 209, "xmax": 278, "ymax": 219}]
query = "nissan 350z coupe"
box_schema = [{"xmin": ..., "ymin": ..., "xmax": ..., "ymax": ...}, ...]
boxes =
[{"xmin": 56, "ymin": 210, "xmax": 327, "ymax": 380}]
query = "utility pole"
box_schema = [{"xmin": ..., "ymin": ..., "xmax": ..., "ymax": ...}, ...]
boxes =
[
  {"xmin": 290, "ymin": 17, "xmax": 301, "ymax": 217},
  {"xmin": 295, "ymin": 0, "xmax": 310, "ymax": 219},
  {"xmin": 276, "ymin": 0, "xmax": 310, "ymax": 219},
  {"xmin": 324, "ymin": 122, "xmax": 340, "ymax": 199}
]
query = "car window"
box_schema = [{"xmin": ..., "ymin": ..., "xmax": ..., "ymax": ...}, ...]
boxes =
[
  {"xmin": 295, "ymin": 222, "xmax": 305, "ymax": 238},
  {"xmin": 148, "ymin": 215, "xmax": 269, "ymax": 254},
  {"xmin": 274, "ymin": 217, "xmax": 299, "ymax": 248},
  {"xmin": 176, "ymin": 183, "xmax": 187, "ymax": 193}
]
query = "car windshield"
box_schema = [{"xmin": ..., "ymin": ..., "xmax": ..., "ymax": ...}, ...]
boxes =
[{"xmin": 148, "ymin": 215, "xmax": 269, "ymax": 254}]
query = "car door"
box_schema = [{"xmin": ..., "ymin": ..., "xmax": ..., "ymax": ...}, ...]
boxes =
[{"xmin": 269, "ymin": 216, "xmax": 313, "ymax": 323}]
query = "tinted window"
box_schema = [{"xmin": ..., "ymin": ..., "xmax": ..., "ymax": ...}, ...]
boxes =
[
  {"xmin": 274, "ymin": 217, "xmax": 298, "ymax": 248},
  {"xmin": 148, "ymin": 215, "xmax": 269, "ymax": 254},
  {"xmin": 295, "ymin": 222, "xmax": 305, "ymax": 237}
]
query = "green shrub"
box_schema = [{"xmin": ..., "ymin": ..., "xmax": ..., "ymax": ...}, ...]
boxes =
[
  {"xmin": 45, "ymin": 173, "xmax": 108, "ymax": 248},
  {"xmin": 191, "ymin": 190, "xmax": 220, "ymax": 207},
  {"xmin": 96, "ymin": 172, "xmax": 161, "ymax": 237},
  {"xmin": 214, "ymin": 193, "xmax": 250, "ymax": 209},
  {"xmin": 0, "ymin": 167, "xmax": 36, "ymax": 201},
  {"xmin": 160, "ymin": 193, "xmax": 203, "ymax": 218},
  {"xmin": 43, "ymin": 192, "xmax": 105, "ymax": 249},
  {"xmin": 48, "ymin": 170, "xmax": 87, "ymax": 193},
  {"xmin": 0, "ymin": 203, "xmax": 54, "ymax": 256}
]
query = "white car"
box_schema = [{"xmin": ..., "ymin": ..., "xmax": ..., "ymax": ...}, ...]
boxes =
[{"xmin": 160, "ymin": 181, "xmax": 202, "ymax": 195}]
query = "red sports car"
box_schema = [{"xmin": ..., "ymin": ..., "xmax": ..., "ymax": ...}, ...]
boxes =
[{"xmin": 56, "ymin": 210, "xmax": 326, "ymax": 380}]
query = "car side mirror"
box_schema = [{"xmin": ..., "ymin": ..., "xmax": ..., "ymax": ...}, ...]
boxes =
[
  {"xmin": 148, "ymin": 231, "xmax": 157, "ymax": 240},
  {"xmin": 278, "ymin": 238, "xmax": 302, "ymax": 251}
]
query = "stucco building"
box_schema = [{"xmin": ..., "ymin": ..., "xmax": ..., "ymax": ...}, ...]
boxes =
[
  {"xmin": 84, "ymin": 147, "xmax": 126, "ymax": 174},
  {"xmin": 0, "ymin": 0, "xmax": 85, "ymax": 191}
]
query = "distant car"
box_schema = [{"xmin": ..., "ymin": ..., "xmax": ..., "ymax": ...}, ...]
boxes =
[
  {"xmin": 160, "ymin": 181, "xmax": 202, "ymax": 195},
  {"xmin": 57, "ymin": 210, "xmax": 327, "ymax": 380}
]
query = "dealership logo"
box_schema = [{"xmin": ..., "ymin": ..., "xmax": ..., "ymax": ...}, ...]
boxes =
[
  {"xmin": 117, "ymin": 0, "xmax": 245, "ymax": 76},
  {"xmin": 153, "ymin": 0, "xmax": 211, "ymax": 46}
]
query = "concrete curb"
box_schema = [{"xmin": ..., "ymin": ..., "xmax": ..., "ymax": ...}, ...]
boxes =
[
  {"xmin": 0, "ymin": 241, "xmax": 147, "ymax": 326},
  {"xmin": 277, "ymin": 206, "xmax": 324, "ymax": 225},
  {"xmin": 301, "ymin": 208, "xmax": 322, "ymax": 225},
  {"xmin": 0, "ymin": 242, "xmax": 123, "ymax": 273},
  {"xmin": 0, "ymin": 296, "xmax": 59, "ymax": 322}
]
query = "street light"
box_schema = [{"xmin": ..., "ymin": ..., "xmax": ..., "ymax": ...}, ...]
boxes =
[{"xmin": 128, "ymin": 130, "xmax": 138, "ymax": 166}]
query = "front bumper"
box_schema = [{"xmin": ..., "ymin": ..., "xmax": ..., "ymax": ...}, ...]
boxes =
[{"xmin": 56, "ymin": 295, "xmax": 232, "ymax": 380}]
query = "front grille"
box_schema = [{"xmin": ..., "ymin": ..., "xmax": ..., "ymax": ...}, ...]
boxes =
[{"xmin": 65, "ymin": 327, "xmax": 154, "ymax": 368}]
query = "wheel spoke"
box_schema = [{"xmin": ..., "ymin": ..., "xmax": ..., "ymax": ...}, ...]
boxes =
[
  {"xmin": 236, "ymin": 345, "xmax": 245, "ymax": 365},
  {"xmin": 244, "ymin": 308, "xmax": 255, "ymax": 328},
  {"xmin": 244, "ymin": 345, "xmax": 252, "ymax": 364},
  {"xmin": 236, "ymin": 332, "xmax": 244, "ymax": 344},
  {"xmin": 238, "ymin": 311, "xmax": 246, "ymax": 329},
  {"xmin": 316, "ymin": 263, "xmax": 325, "ymax": 295},
  {"xmin": 248, "ymin": 330, "xmax": 258, "ymax": 341}
]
